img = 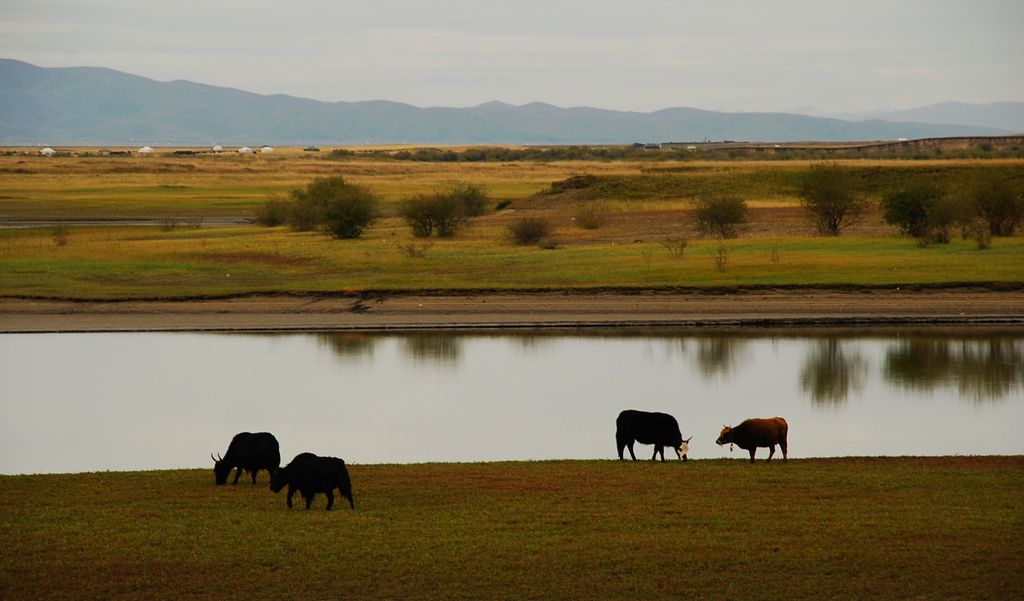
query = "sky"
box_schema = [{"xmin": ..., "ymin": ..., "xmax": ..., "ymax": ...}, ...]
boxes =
[{"xmin": 1, "ymin": 0, "xmax": 1022, "ymax": 113}]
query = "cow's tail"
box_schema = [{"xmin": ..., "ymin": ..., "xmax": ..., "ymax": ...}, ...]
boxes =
[{"xmin": 339, "ymin": 461, "xmax": 355, "ymax": 510}]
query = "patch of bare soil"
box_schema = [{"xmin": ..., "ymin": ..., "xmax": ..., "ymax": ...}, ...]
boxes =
[{"xmin": 2, "ymin": 288, "xmax": 1022, "ymax": 333}]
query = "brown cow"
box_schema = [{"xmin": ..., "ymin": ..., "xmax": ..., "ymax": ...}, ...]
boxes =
[{"xmin": 716, "ymin": 417, "xmax": 788, "ymax": 463}]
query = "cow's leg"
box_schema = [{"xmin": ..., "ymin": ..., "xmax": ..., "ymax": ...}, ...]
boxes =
[
  {"xmin": 232, "ymin": 467, "xmax": 242, "ymax": 485},
  {"xmin": 286, "ymin": 485, "xmax": 296, "ymax": 509},
  {"xmin": 325, "ymin": 489, "xmax": 335, "ymax": 511},
  {"xmin": 781, "ymin": 440, "xmax": 788, "ymax": 462},
  {"xmin": 304, "ymin": 493, "xmax": 314, "ymax": 510},
  {"xmin": 748, "ymin": 448, "xmax": 756, "ymax": 463},
  {"xmin": 250, "ymin": 469, "xmax": 258, "ymax": 484},
  {"xmin": 652, "ymin": 445, "xmax": 665, "ymax": 462},
  {"xmin": 627, "ymin": 441, "xmax": 637, "ymax": 461},
  {"xmin": 616, "ymin": 433, "xmax": 627, "ymax": 460},
  {"xmin": 767, "ymin": 445, "xmax": 776, "ymax": 463}
]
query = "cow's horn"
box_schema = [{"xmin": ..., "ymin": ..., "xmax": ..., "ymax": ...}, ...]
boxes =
[
  {"xmin": 684, "ymin": 436, "xmax": 692, "ymax": 443},
  {"xmin": 211, "ymin": 453, "xmax": 217, "ymax": 462}
]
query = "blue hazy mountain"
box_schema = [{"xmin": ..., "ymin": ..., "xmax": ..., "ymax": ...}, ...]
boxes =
[{"xmin": 0, "ymin": 59, "xmax": 1010, "ymax": 145}]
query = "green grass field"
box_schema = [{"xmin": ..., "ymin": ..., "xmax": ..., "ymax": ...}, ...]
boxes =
[
  {"xmin": 1, "ymin": 154, "xmax": 1022, "ymax": 298},
  {"xmin": 1, "ymin": 458, "xmax": 1021, "ymax": 600},
  {"xmin": 1, "ymin": 224, "xmax": 1022, "ymax": 298}
]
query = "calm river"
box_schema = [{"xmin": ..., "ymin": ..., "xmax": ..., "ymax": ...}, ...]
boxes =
[{"xmin": 1, "ymin": 329, "xmax": 1022, "ymax": 474}]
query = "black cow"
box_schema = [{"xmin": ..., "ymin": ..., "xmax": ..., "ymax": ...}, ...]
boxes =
[
  {"xmin": 270, "ymin": 452, "xmax": 354, "ymax": 510},
  {"xmin": 616, "ymin": 409, "xmax": 691, "ymax": 462},
  {"xmin": 716, "ymin": 417, "xmax": 788, "ymax": 463},
  {"xmin": 212, "ymin": 432, "xmax": 281, "ymax": 485}
]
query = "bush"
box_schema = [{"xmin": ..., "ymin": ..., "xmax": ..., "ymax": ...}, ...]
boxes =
[
  {"xmin": 509, "ymin": 217, "xmax": 553, "ymax": 246},
  {"xmin": 798, "ymin": 163, "xmax": 869, "ymax": 235},
  {"xmin": 881, "ymin": 184, "xmax": 944, "ymax": 240},
  {"xmin": 288, "ymin": 176, "xmax": 380, "ymax": 238},
  {"xmin": 971, "ymin": 177, "xmax": 1024, "ymax": 236},
  {"xmin": 254, "ymin": 195, "xmax": 292, "ymax": 226},
  {"xmin": 447, "ymin": 182, "xmax": 490, "ymax": 217},
  {"xmin": 399, "ymin": 193, "xmax": 468, "ymax": 238},
  {"xmin": 398, "ymin": 183, "xmax": 490, "ymax": 238},
  {"xmin": 693, "ymin": 196, "xmax": 748, "ymax": 239}
]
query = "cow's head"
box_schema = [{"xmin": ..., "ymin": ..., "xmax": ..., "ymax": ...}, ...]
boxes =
[
  {"xmin": 676, "ymin": 436, "xmax": 692, "ymax": 461},
  {"xmin": 211, "ymin": 453, "xmax": 229, "ymax": 485},
  {"xmin": 715, "ymin": 426, "xmax": 733, "ymax": 447},
  {"xmin": 269, "ymin": 467, "xmax": 288, "ymax": 493}
]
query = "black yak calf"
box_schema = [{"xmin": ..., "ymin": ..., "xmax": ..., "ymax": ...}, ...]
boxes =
[
  {"xmin": 716, "ymin": 417, "xmax": 788, "ymax": 463},
  {"xmin": 270, "ymin": 452, "xmax": 354, "ymax": 510},
  {"xmin": 616, "ymin": 409, "xmax": 691, "ymax": 462},
  {"xmin": 212, "ymin": 432, "xmax": 281, "ymax": 485}
]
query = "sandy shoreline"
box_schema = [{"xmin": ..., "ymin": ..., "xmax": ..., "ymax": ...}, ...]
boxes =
[{"xmin": 2, "ymin": 288, "xmax": 1024, "ymax": 333}]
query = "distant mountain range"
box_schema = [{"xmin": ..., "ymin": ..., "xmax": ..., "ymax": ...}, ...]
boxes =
[
  {"xmin": 0, "ymin": 58, "xmax": 1018, "ymax": 146},
  {"xmin": 790, "ymin": 101, "xmax": 1024, "ymax": 133}
]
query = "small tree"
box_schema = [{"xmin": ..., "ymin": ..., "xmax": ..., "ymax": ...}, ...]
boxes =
[
  {"xmin": 693, "ymin": 196, "xmax": 748, "ymax": 239},
  {"xmin": 971, "ymin": 177, "xmax": 1024, "ymax": 236},
  {"xmin": 399, "ymin": 193, "xmax": 468, "ymax": 238},
  {"xmin": 509, "ymin": 216, "xmax": 553, "ymax": 246},
  {"xmin": 254, "ymin": 195, "xmax": 292, "ymax": 227},
  {"xmin": 798, "ymin": 163, "xmax": 869, "ymax": 235},
  {"xmin": 881, "ymin": 183, "xmax": 944, "ymax": 241},
  {"xmin": 289, "ymin": 176, "xmax": 380, "ymax": 238},
  {"xmin": 447, "ymin": 182, "xmax": 490, "ymax": 217}
]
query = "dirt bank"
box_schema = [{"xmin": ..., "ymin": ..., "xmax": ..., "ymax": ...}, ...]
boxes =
[{"xmin": 2, "ymin": 288, "xmax": 1023, "ymax": 333}]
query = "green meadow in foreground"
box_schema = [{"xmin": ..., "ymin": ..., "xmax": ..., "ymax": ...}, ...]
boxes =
[
  {"xmin": 2, "ymin": 224, "xmax": 1023, "ymax": 298},
  {"xmin": 1, "ymin": 458, "xmax": 1021, "ymax": 600}
]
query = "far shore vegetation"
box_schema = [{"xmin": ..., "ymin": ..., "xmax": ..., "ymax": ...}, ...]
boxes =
[{"xmin": 1, "ymin": 150, "xmax": 1022, "ymax": 299}]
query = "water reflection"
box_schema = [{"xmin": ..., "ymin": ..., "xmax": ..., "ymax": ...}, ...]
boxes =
[
  {"xmin": 3, "ymin": 330, "xmax": 1023, "ymax": 473},
  {"xmin": 884, "ymin": 337, "xmax": 1024, "ymax": 403},
  {"xmin": 688, "ymin": 337, "xmax": 751, "ymax": 378},
  {"xmin": 799, "ymin": 338, "xmax": 868, "ymax": 406},
  {"xmin": 401, "ymin": 334, "xmax": 463, "ymax": 364},
  {"xmin": 315, "ymin": 333, "xmax": 376, "ymax": 359}
]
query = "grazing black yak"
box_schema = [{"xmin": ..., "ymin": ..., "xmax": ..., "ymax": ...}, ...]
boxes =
[
  {"xmin": 616, "ymin": 409, "xmax": 691, "ymax": 462},
  {"xmin": 716, "ymin": 417, "xmax": 788, "ymax": 463},
  {"xmin": 212, "ymin": 432, "xmax": 281, "ymax": 485},
  {"xmin": 270, "ymin": 452, "xmax": 354, "ymax": 510}
]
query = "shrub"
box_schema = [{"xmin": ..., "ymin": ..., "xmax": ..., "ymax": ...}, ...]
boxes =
[
  {"xmin": 447, "ymin": 182, "xmax": 490, "ymax": 217},
  {"xmin": 254, "ymin": 195, "xmax": 292, "ymax": 226},
  {"xmin": 289, "ymin": 176, "xmax": 380, "ymax": 238},
  {"xmin": 971, "ymin": 177, "xmax": 1024, "ymax": 236},
  {"xmin": 881, "ymin": 184, "xmax": 944, "ymax": 240},
  {"xmin": 399, "ymin": 193, "xmax": 468, "ymax": 238},
  {"xmin": 398, "ymin": 183, "xmax": 489, "ymax": 238},
  {"xmin": 798, "ymin": 163, "xmax": 869, "ymax": 235},
  {"xmin": 693, "ymin": 196, "xmax": 748, "ymax": 239},
  {"xmin": 659, "ymin": 236, "xmax": 688, "ymax": 259},
  {"xmin": 509, "ymin": 216, "xmax": 552, "ymax": 245}
]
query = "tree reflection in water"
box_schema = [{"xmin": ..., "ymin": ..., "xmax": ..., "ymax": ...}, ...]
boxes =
[
  {"xmin": 401, "ymin": 334, "xmax": 462, "ymax": 364},
  {"xmin": 884, "ymin": 337, "xmax": 1024, "ymax": 403},
  {"xmin": 799, "ymin": 338, "xmax": 868, "ymax": 406},
  {"xmin": 315, "ymin": 333, "xmax": 377, "ymax": 360},
  {"xmin": 687, "ymin": 337, "xmax": 751, "ymax": 378}
]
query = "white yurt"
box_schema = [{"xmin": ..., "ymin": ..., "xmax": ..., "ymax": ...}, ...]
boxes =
[
  {"xmin": 138, "ymin": 145, "xmax": 154, "ymax": 154},
  {"xmin": 260, "ymin": 146, "xmax": 274, "ymax": 153},
  {"xmin": 238, "ymin": 146, "xmax": 254, "ymax": 154},
  {"xmin": 211, "ymin": 145, "xmax": 223, "ymax": 152},
  {"xmin": 39, "ymin": 147, "xmax": 56, "ymax": 156}
]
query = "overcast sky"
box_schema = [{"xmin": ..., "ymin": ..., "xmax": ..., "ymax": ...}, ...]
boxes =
[{"xmin": 1, "ymin": 0, "xmax": 1022, "ymax": 113}]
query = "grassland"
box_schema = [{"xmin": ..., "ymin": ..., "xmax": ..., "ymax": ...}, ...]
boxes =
[
  {"xmin": 1, "ymin": 152, "xmax": 1022, "ymax": 299},
  {"xmin": 1, "ymin": 458, "xmax": 1021, "ymax": 600}
]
